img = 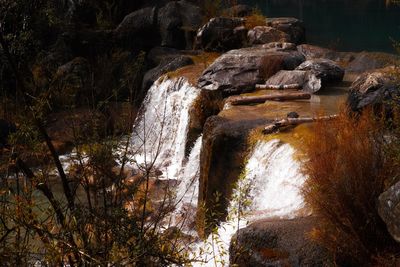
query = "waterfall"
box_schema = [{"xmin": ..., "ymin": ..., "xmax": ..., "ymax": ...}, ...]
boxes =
[
  {"xmin": 192, "ymin": 139, "xmax": 307, "ymax": 266},
  {"xmin": 130, "ymin": 77, "xmax": 200, "ymax": 180},
  {"xmin": 245, "ymin": 139, "xmax": 307, "ymax": 219},
  {"xmin": 176, "ymin": 136, "xmax": 202, "ymax": 211},
  {"xmin": 166, "ymin": 136, "xmax": 202, "ymax": 233}
]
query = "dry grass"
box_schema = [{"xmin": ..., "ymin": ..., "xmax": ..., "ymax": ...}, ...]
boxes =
[
  {"xmin": 244, "ymin": 12, "xmax": 266, "ymax": 30},
  {"xmin": 302, "ymin": 108, "xmax": 400, "ymax": 266},
  {"xmin": 259, "ymin": 55, "xmax": 284, "ymax": 80}
]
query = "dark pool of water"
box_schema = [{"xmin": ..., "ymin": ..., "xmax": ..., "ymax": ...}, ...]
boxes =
[{"xmin": 240, "ymin": 0, "xmax": 400, "ymax": 53}]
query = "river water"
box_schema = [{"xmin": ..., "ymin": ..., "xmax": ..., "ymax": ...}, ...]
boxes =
[{"xmin": 241, "ymin": 0, "xmax": 400, "ymax": 52}]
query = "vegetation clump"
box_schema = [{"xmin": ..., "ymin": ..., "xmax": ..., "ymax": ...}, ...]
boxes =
[{"xmin": 302, "ymin": 108, "xmax": 400, "ymax": 266}]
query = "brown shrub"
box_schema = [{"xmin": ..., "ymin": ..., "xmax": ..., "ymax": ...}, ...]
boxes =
[
  {"xmin": 244, "ymin": 11, "xmax": 266, "ymax": 30},
  {"xmin": 259, "ymin": 55, "xmax": 284, "ymax": 80},
  {"xmin": 302, "ymin": 108, "xmax": 400, "ymax": 266}
]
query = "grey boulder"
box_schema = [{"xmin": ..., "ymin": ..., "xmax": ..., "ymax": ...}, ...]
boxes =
[
  {"xmin": 296, "ymin": 58, "xmax": 344, "ymax": 84},
  {"xmin": 347, "ymin": 68, "xmax": 400, "ymax": 111},
  {"xmin": 248, "ymin": 26, "xmax": 291, "ymax": 45},
  {"xmin": 265, "ymin": 70, "xmax": 321, "ymax": 93},
  {"xmin": 198, "ymin": 47, "xmax": 305, "ymax": 95}
]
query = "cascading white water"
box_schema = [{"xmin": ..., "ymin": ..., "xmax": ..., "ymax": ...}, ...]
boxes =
[
  {"xmin": 176, "ymin": 136, "xmax": 202, "ymax": 211},
  {"xmin": 130, "ymin": 77, "xmax": 200, "ymax": 180},
  {"xmin": 245, "ymin": 139, "xmax": 307, "ymax": 219},
  {"xmin": 166, "ymin": 136, "xmax": 202, "ymax": 233},
  {"xmin": 126, "ymin": 75, "xmax": 307, "ymax": 266},
  {"xmin": 192, "ymin": 139, "xmax": 307, "ymax": 266}
]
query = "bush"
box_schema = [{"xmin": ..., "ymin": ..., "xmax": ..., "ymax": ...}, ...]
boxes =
[
  {"xmin": 244, "ymin": 9, "xmax": 266, "ymax": 30},
  {"xmin": 259, "ymin": 55, "xmax": 284, "ymax": 80},
  {"xmin": 302, "ymin": 108, "xmax": 400, "ymax": 266}
]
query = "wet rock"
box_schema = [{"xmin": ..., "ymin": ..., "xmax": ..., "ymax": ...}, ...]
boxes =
[
  {"xmin": 347, "ymin": 67, "xmax": 400, "ymax": 111},
  {"xmin": 229, "ymin": 217, "xmax": 331, "ymax": 267},
  {"xmin": 224, "ymin": 4, "xmax": 253, "ymax": 17},
  {"xmin": 266, "ymin": 17, "xmax": 305, "ymax": 44},
  {"xmin": 296, "ymin": 58, "xmax": 344, "ymax": 84},
  {"xmin": 198, "ymin": 47, "xmax": 305, "ymax": 95},
  {"xmin": 378, "ymin": 180, "xmax": 400, "ymax": 242},
  {"xmin": 265, "ymin": 70, "xmax": 321, "ymax": 93},
  {"xmin": 346, "ymin": 52, "xmax": 400, "ymax": 73},
  {"xmin": 50, "ymin": 57, "xmax": 92, "ymax": 108},
  {"xmin": 195, "ymin": 17, "xmax": 247, "ymax": 52},
  {"xmin": 114, "ymin": 7, "xmax": 159, "ymax": 49},
  {"xmin": 142, "ymin": 55, "xmax": 194, "ymax": 91},
  {"xmin": 287, "ymin": 112, "xmax": 299, "ymax": 118},
  {"xmin": 247, "ymin": 26, "xmax": 291, "ymax": 45},
  {"xmin": 158, "ymin": 1, "xmax": 203, "ymax": 49}
]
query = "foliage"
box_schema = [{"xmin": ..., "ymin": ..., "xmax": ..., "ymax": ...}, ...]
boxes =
[
  {"xmin": 259, "ymin": 55, "xmax": 284, "ymax": 80},
  {"xmin": 302, "ymin": 108, "xmax": 400, "ymax": 266},
  {"xmin": 244, "ymin": 9, "xmax": 266, "ymax": 30},
  {"xmin": 0, "ymin": 25, "xmax": 191, "ymax": 267}
]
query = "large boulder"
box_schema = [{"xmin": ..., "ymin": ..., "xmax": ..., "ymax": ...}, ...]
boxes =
[
  {"xmin": 247, "ymin": 26, "xmax": 291, "ymax": 46},
  {"xmin": 378, "ymin": 180, "xmax": 400, "ymax": 243},
  {"xmin": 295, "ymin": 58, "xmax": 344, "ymax": 84},
  {"xmin": 198, "ymin": 47, "xmax": 305, "ymax": 95},
  {"xmin": 195, "ymin": 17, "xmax": 247, "ymax": 52},
  {"xmin": 114, "ymin": 7, "xmax": 159, "ymax": 49},
  {"xmin": 265, "ymin": 70, "xmax": 321, "ymax": 93},
  {"xmin": 229, "ymin": 217, "xmax": 331, "ymax": 267},
  {"xmin": 158, "ymin": 1, "xmax": 203, "ymax": 49},
  {"xmin": 347, "ymin": 68, "xmax": 400, "ymax": 111},
  {"xmin": 266, "ymin": 17, "xmax": 305, "ymax": 44},
  {"xmin": 346, "ymin": 52, "xmax": 400, "ymax": 73},
  {"xmin": 142, "ymin": 55, "xmax": 194, "ymax": 91}
]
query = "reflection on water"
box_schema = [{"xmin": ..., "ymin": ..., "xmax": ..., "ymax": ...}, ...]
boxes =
[{"xmin": 240, "ymin": 0, "xmax": 400, "ymax": 52}]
